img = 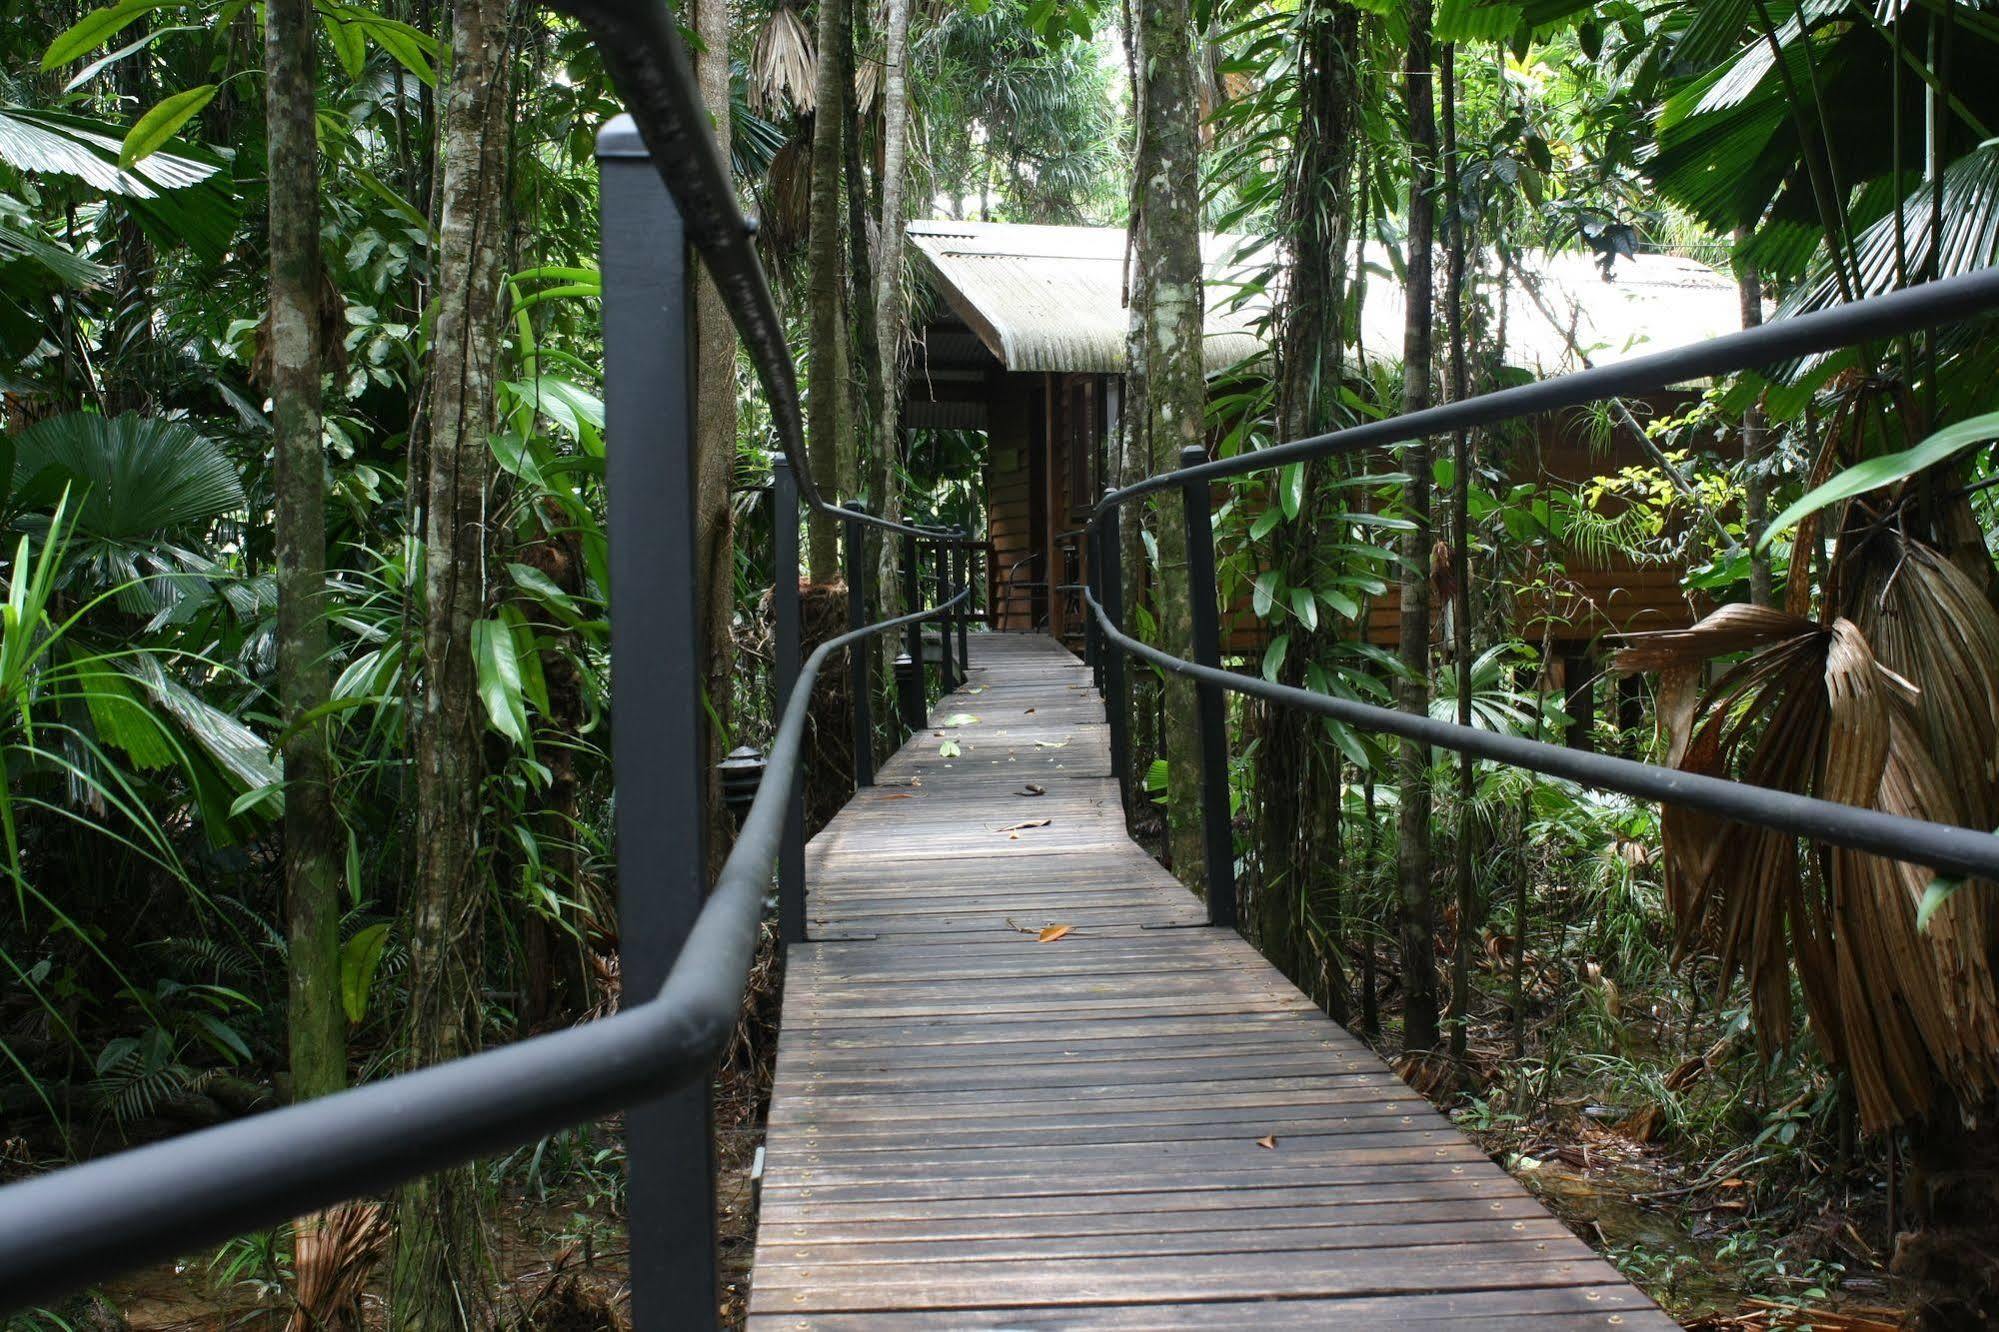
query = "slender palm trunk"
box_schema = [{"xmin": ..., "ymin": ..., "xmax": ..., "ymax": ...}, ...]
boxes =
[
  {"xmin": 693, "ymin": 0, "xmax": 738, "ymax": 875},
  {"xmin": 1130, "ymin": 0, "xmax": 1206, "ymax": 889},
  {"xmin": 391, "ymin": 0, "xmax": 512, "ymax": 1319},
  {"xmin": 806, "ymin": 0, "xmax": 851, "ymax": 580},
  {"xmin": 1396, "ymin": 0, "xmax": 1439, "ymax": 1056},
  {"xmin": 1256, "ymin": 0, "xmax": 1359, "ymax": 993},
  {"xmin": 1737, "ymin": 228, "xmax": 1773, "ymax": 608},
  {"xmin": 1442, "ymin": 43, "xmax": 1475, "ymax": 1064},
  {"xmin": 264, "ymin": 0, "xmax": 344, "ymax": 1105}
]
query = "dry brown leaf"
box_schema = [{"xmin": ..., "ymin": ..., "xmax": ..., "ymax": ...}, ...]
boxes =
[
  {"xmin": 1255, "ymin": 1135, "xmax": 1277, "ymax": 1149},
  {"xmin": 997, "ymin": 818, "xmax": 1052, "ymax": 833},
  {"xmin": 1018, "ymin": 784, "xmax": 1047, "ymax": 797},
  {"xmin": 1037, "ymin": 924, "xmax": 1072, "ymax": 943}
]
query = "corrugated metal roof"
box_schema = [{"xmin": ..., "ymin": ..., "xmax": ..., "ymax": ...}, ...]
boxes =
[
  {"xmin": 907, "ymin": 221, "xmax": 1267, "ymax": 374},
  {"xmin": 908, "ymin": 220, "xmax": 1745, "ymax": 378}
]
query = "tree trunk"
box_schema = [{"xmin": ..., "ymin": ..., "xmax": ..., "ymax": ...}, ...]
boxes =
[
  {"xmin": 872, "ymin": 0, "xmax": 914, "ymax": 520},
  {"xmin": 1254, "ymin": 0, "xmax": 1359, "ymax": 992},
  {"xmin": 870, "ymin": 0, "xmax": 915, "ymax": 709},
  {"xmin": 264, "ymin": 0, "xmax": 344, "ymax": 1105},
  {"xmin": 806, "ymin": 0, "xmax": 851, "ymax": 580},
  {"xmin": 693, "ymin": 0, "xmax": 738, "ymax": 878},
  {"xmin": 390, "ymin": 0, "xmax": 511, "ymax": 1319},
  {"xmin": 842, "ymin": 7, "xmax": 878, "ymax": 500},
  {"xmin": 1113, "ymin": 0, "xmax": 1150, "ymax": 823},
  {"xmin": 1442, "ymin": 42, "xmax": 1475, "ymax": 1064},
  {"xmin": 1396, "ymin": 0, "xmax": 1439, "ymax": 1057},
  {"xmin": 1130, "ymin": 0, "xmax": 1206, "ymax": 890},
  {"xmin": 109, "ymin": 20, "xmax": 156, "ymax": 416},
  {"xmin": 1737, "ymin": 228, "xmax": 1773, "ymax": 608}
]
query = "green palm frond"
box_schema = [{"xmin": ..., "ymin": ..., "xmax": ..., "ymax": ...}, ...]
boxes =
[{"xmin": 12, "ymin": 411, "xmax": 246, "ymax": 539}]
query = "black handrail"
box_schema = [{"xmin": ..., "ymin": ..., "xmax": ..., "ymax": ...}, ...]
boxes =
[
  {"xmin": 551, "ymin": 0, "xmax": 975, "ymax": 547},
  {"xmin": 1085, "ymin": 269, "xmax": 1999, "ymax": 934}
]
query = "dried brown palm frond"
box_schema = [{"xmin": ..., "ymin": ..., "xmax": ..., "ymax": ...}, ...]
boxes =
[
  {"xmin": 755, "ymin": 134, "xmax": 814, "ymax": 259},
  {"xmin": 852, "ymin": 52, "xmax": 881, "ymax": 118},
  {"xmin": 1615, "ymin": 481, "xmax": 1999, "ymax": 1131},
  {"xmin": 287, "ymin": 1200, "xmax": 389, "ymax": 1331},
  {"xmin": 751, "ymin": 5, "xmax": 817, "ymax": 114}
]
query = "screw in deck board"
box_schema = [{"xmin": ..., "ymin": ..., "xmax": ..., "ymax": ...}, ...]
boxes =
[
  {"xmin": 597, "ymin": 117, "xmax": 720, "ymax": 1329},
  {"xmin": 842, "ymin": 507, "xmax": 875, "ymax": 789},
  {"xmin": 771, "ymin": 453, "xmax": 805, "ymax": 946},
  {"xmin": 1179, "ymin": 445, "xmax": 1238, "ymax": 929}
]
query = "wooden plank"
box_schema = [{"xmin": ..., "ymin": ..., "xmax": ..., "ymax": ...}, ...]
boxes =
[{"xmin": 742, "ymin": 632, "xmax": 1670, "ymax": 1327}]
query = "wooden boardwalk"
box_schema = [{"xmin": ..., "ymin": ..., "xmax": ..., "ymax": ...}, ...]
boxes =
[{"xmin": 749, "ymin": 633, "xmax": 1674, "ymax": 1328}]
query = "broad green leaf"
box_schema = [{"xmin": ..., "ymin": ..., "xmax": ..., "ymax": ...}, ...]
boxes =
[
  {"xmin": 119, "ymin": 85, "xmax": 216, "ymax": 168},
  {"xmin": 1262, "ymin": 633, "xmax": 1290, "ymax": 683},
  {"xmin": 508, "ymin": 562, "xmax": 585, "ymax": 624},
  {"xmin": 1759, "ymin": 411, "xmax": 1999, "ymax": 550},
  {"xmin": 62, "ymin": 24, "xmax": 196, "ymax": 93},
  {"xmin": 345, "ymin": 823, "xmax": 362, "ymax": 906},
  {"xmin": 1280, "ymin": 462, "xmax": 1305, "ymax": 520},
  {"xmin": 500, "ymin": 601, "xmax": 549, "ymax": 717},
  {"xmin": 339, "ymin": 923, "xmax": 391, "ymax": 1024},
  {"xmin": 1249, "ymin": 506, "xmax": 1282, "ymax": 541},
  {"xmin": 42, "ymin": 0, "xmax": 164, "ymax": 69},
  {"xmin": 1252, "ymin": 570, "xmax": 1279, "ymax": 619},
  {"xmin": 322, "ymin": 14, "xmax": 366, "ymax": 80},
  {"xmin": 1289, "ymin": 587, "xmax": 1318, "ymax": 632},
  {"xmin": 353, "ymin": 14, "xmax": 439, "ymax": 85},
  {"xmin": 194, "ymin": 1013, "xmax": 251, "ymax": 1064},
  {"xmin": 938, "ymin": 738, "xmax": 962, "ymax": 758},
  {"xmin": 1320, "ymin": 587, "xmax": 1360, "ymax": 620},
  {"xmin": 473, "ymin": 617, "xmax": 530, "ymax": 745}
]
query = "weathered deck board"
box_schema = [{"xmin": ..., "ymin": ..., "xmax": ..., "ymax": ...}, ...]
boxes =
[{"xmin": 749, "ymin": 633, "xmax": 1673, "ymax": 1328}]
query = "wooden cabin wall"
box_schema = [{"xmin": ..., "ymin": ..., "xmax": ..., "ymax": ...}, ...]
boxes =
[{"xmin": 986, "ymin": 372, "xmax": 1040, "ymax": 629}]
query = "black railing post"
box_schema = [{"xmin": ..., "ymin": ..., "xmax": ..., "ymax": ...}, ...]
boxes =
[
  {"xmin": 771, "ymin": 454, "xmax": 805, "ymax": 945},
  {"xmin": 934, "ymin": 538, "xmax": 956, "ymax": 694},
  {"xmin": 597, "ymin": 115, "xmax": 718, "ymax": 1331},
  {"xmin": 1085, "ymin": 522, "xmax": 1102, "ymax": 686},
  {"xmin": 897, "ymin": 533, "xmax": 924, "ymax": 732},
  {"xmin": 1100, "ymin": 490, "xmax": 1130, "ymax": 811},
  {"xmin": 844, "ymin": 508, "xmax": 875, "ymax": 789},
  {"xmin": 954, "ymin": 532, "xmax": 971, "ymax": 678},
  {"xmin": 1178, "ymin": 445, "xmax": 1238, "ymax": 929}
]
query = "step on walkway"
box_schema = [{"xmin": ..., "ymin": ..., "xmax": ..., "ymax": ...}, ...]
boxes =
[{"xmin": 748, "ymin": 632, "xmax": 1674, "ymax": 1329}]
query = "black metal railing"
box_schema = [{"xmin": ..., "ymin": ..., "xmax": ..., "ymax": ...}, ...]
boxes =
[
  {"xmin": 1082, "ymin": 265, "xmax": 1999, "ymax": 935},
  {"xmin": 0, "ymin": 1, "xmax": 978, "ymax": 1323}
]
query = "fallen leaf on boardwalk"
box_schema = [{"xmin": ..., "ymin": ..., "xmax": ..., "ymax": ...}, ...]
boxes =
[
  {"xmin": 1256, "ymin": 1135, "xmax": 1278, "ymax": 1149},
  {"xmin": 1017, "ymin": 784, "xmax": 1046, "ymax": 797},
  {"xmin": 996, "ymin": 819, "xmax": 1051, "ymax": 832},
  {"xmin": 1037, "ymin": 924, "xmax": 1072, "ymax": 943},
  {"xmin": 942, "ymin": 713, "xmax": 979, "ymax": 726},
  {"xmin": 1034, "ymin": 737, "xmax": 1071, "ymax": 748},
  {"xmin": 1024, "ymin": 707, "xmax": 1036, "ymax": 714},
  {"xmin": 938, "ymin": 739, "xmax": 962, "ymax": 758},
  {"xmin": 880, "ymin": 793, "xmax": 915, "ymax": 801},
  {"xmin": 966, "ymin": 686, "xmax": 986, "ymax": 694}
]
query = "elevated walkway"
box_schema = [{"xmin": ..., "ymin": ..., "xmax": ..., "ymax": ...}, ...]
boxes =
[{"xmin": 750, "ymin": 633, "xmax": 1671, "ymax": 1328}]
